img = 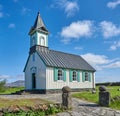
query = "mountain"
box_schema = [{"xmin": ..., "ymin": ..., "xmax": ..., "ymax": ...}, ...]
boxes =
[{"xmin": 6, "ymin": 80, "xmax": 25, "ymax": 87}]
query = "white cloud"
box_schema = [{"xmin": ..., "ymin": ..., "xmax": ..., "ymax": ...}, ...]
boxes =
[
  {"xmin": 100, "ymin": 21, "xmax": 120, "ymax": 38},
  {"xmin": 51, "ymin": 0, "xmax": 79, "ymax": 17},
  {"xmin": 13, "ymin": 0, "xmax": 18, "ymax": 2},
  {"xmin": 81, "ymin": 53, "xmax": 110, "ymax": 66},
  {"xmin": 8, "ymin": 23, "xmax": 15, "ymax": 28},
  {"xmin": 0, "ymin": 74, "xmax": 24, "ymax": 83},
  {"xmin": 81, "ymin": 53, "xmax": 120, "ymax": 70},
  {"xmin": 103, "ymin": 61, "xmax": 120, "ymax": 68},
  {"xmin": 0, "ymin": 75, "xmax": 11, "ymax": 80},
  {"xmin": 64, "ymin": 1, "xmax": 79, "ymax": 17},
  {"xmin": 0, "ymin": 12, "xmax": 3, "ymax": 18},
  {"xmin": 60, "ymin": 20, "xmax": 94, "ymax": 43},
  {"xmin": 0, "ymin": 4, "xmax": 3, "ymax": 10},
  {"xmin": 110, "ymin": 40, "xmax": 120, "ymax": 50},
  {"xmin": 21, "ymin": 7, "xmax": 31, "ymax": 15},
  {"xmin": 74, "ymin": 46, "xmax": 83, "ymax": 50},
  {"xmin": 107, "ymin": 0, "xmax": 120, "ymax": 9}
]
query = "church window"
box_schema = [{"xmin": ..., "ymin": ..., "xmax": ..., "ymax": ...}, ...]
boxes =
[
  {"xmin": 72, "ymin": 71, "xmax": 77, "ymax": 81},
  {"xmin": 85, "ymin": 72, "xmax": 89, "ymax": 81},
  {"xmin": 32, "ymin": 53, "xmax": 35, "ymax": 61},
  {"xmin": 40, "ymin": 36, "xmax": 45, "ymax": 46},
  {"xmin": 58, "ymin": 69, "xmax": 63, "ymax": 80},
  {"xmin": 32, "ymin": 36, "xmax": 35, "ymax": 46}
]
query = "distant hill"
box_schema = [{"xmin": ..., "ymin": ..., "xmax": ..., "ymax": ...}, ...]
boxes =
[{"xmin": 5, "ymin": 80, "xmax": 25, "ymax": 87}]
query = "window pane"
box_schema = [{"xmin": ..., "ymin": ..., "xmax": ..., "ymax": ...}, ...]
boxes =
[
  {"xmin": 72, "ymin": 71, "xmax": 77, "ymax": 81},
  {"xmin": 58, "ymin": 70, "xmax": 63, "ymax": 80},
  {"xmin": 85, "ymin": 72, "xmax": 88, "ymax": 81}
]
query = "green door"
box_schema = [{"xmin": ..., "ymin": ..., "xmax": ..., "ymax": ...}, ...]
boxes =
[{"xmin": 32, "ymin": 73, "xmax": 36, "ymax": 89}]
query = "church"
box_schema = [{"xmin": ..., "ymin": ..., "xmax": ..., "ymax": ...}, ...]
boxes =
[{"xmin": 24, "ymin": 12, "xmax": 96, "ymax": 93}]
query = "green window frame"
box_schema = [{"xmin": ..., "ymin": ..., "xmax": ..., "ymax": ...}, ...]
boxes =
[
  {"xmin": 58, "ymin": 69, "xmax": 63, "ymax": 80},
  {"xmin": 77, "ymin": 71, "xmax": 80, "ymax": 82},
  {"xmin": 69, "ymin": 70, "xmax": 80, "ymax": 82},
  {"xmin": 54, "ymin": 68, "xmax": 66, "ymax": 82},
  {"xmin": 82, "ymin": 71, "xmax": 91, "ymax": 82}
]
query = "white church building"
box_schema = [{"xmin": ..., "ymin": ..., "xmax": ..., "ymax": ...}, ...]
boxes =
[{"xmin": 24, "ymin": 12, "xmax": 96, "ymax": 93}]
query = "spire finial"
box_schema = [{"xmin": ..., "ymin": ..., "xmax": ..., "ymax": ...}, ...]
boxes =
[{"xmin": 38, "ymin": 11, "xmax": 40, "ymax": 15}]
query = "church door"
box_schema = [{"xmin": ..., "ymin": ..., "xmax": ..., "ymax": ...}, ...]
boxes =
[{"xmin": 32, "ymin": 73, "xmax": 36, "ymax": 89}]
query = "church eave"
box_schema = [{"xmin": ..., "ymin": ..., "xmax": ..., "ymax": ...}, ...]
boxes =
[{"xmin": 29, "ymin": 28, "xmax": 49, "ymax": 35}]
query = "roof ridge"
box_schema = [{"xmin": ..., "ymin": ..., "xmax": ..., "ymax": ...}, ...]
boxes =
[{"xmin": 50, "ymin": 49, "xmax": 81, "ymax": 57}]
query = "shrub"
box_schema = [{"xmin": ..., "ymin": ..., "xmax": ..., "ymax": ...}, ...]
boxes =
[{"xmin": 0, "ymin": 79, "xmax": 6, "ymax": 92}]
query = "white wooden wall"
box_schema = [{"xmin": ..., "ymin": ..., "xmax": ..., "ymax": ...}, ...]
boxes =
[{"xmin": 46, "ymin": 67, "xmax": 94, "ymax": 90}]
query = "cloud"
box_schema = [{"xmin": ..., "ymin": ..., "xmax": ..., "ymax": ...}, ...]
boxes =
[
  {"xmin": 21, "ymin": 7, "xmax": 31, "ymax": 15},
  {"xmin": 103, "ymin": 61, "xmax": 120, "ymax": 68},
  {"xmin": 107, "ymin": 0, "xmax": 120, "ymax": 9},
  {"xmin": 100, "ymin": 21, "xmax": 120, "ymax": 38},
  {"xmin": 13, "ymin": 0, "xmax": 18, "ymax": 2},
  {"xmin": 0, "ymin": 4, "xmax": 3, "ymax": 10},
  {"xmin": 110, "ymin": 40, "xmax": 120, "ymax": 50},
  {"xmin": 60, "ymin": 20, "xmax": 94, "ymax": 43},
  {"xmin": 0, "ymin": 5, "xmax": 4, "ymax": 18},
  {"xmin": 0, "ymin": 74, "xmax": 24, "ymax": 82},
  {"xmin": 51, "ymin": 0, "xmax": 79, "ymax": 17},
  {"xmin": 74, "ymin": 46, "xmax": 83, "ymax": 50},
  {"xmin": 0, "ymin": 12, "xmax": 3, "ymax": 18},
  {"xmin": 8, "ymin": 23, "xmax": 15, "ymax": 28},
  {"xmin": 0, "ymin": 75, "xmax": 11, "ymax": 80},
  {"xmin": 81, "ymin": 53, "xmax": 120, "ymax": 70}
]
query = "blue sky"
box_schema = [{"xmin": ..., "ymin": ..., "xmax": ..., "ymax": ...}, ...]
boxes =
[{"xmin": 0, "ymin": 0, "xmax": 120, "ymax": 83}]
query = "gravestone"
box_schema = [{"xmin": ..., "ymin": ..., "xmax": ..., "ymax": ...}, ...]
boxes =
[
  {"xmin": 62, "ymin": 86, "xmax": 72, "ymax": 109},
  {"xmin": 99, "ymin": 86, "xmax": 110, "ymax": 107}
]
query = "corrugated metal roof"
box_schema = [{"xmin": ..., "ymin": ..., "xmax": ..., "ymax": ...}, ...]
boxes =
[{"xmin": 37, "ymin": 50, "xmax": 96, "ymax": 71}]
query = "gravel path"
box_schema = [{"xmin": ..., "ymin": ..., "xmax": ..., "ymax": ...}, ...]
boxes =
[{"xmin": 0, "ymin": 94, "xmax": 120, "ymax": 116}]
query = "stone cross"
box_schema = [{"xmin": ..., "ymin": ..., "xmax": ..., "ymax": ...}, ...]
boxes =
[{"xmin": 62, "ymin": 86, "xmax": 72, "ymax": 109}]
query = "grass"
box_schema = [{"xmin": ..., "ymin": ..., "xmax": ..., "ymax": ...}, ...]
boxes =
[
  {"xmin": 0, "ymin": 87, "xmax": 64, "ymax": 115},
  {"xmin": 0, "ymin": 87, "xmax": 24, "ymax": 94},
  {"xmin": 72, "ymin": 86, "xmax": 120, "ymax": 110}
]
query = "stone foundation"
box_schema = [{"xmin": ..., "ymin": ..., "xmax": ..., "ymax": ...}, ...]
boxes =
[{"xmin": 21, "ymin": 88, "xmax": 92, "ymax": 94}]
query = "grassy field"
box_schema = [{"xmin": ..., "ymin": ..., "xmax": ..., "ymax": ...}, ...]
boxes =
[
  {"xmin": 0, "ymin": 87, "xmax": 24, "ymax": 94},
  {"xmin": 0, "ymin": 87, "xmax": 62, "ymax": 115},
  {"xmin": 72, "ymin": 86, "xmax": 120, "ymax": 110}
]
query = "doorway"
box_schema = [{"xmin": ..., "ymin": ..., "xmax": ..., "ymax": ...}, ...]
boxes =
[{"xmin": 32, "ymin": 73, "xmax": 36, "ymax": 89}]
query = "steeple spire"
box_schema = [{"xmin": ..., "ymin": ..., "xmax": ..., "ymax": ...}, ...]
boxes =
[{"xmin": 29, "ymin": 12, "xmax": 49, "ymax": 35}]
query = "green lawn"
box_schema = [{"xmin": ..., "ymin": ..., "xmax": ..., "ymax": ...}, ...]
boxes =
[
  {"xmin": 0, "ymin": 87, "xmax": 24, "ymax": 94},
  {"xmin": 72, "ymin": 86, "xmax": 120, "ymax": 110}
]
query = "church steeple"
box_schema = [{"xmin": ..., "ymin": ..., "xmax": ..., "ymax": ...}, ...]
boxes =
[
  {"xmin": 29, "ymin": 12, "xmax": 49, "ymax": 35},
  {"xmin": 29, "ymin": 12, "xmax": 49, "ymax": 52}
]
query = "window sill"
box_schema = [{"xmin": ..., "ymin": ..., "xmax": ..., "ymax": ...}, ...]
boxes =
[
  {"xmin": 72, "ymin": 80, "xmax": 77, "ymax": 82},
  {"xmin": 57, "ymin": 80, "xmax": 64, "ymax": 82}
]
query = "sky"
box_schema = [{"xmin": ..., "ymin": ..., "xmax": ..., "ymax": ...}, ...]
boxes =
[{"xmin": 0, "ymin": 0, "xmax": 120, "ymax": 83}]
